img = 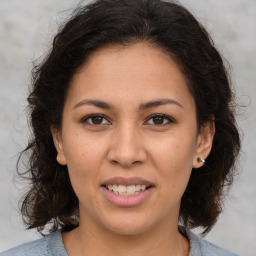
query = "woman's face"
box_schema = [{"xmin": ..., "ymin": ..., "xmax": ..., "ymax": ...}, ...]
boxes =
[{"xmin": 52, "ymin": 42, "xmax": 213, "ymax": 235}]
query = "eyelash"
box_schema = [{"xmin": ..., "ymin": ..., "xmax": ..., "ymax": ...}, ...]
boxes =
[{"xmin": 80, "ymin": 114, "xmax": 175, "ymax": 127}]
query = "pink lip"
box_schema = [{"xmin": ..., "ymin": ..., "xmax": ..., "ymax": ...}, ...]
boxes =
[
  {"xmin": 101, "ymin": 186, "xmax": 154, "ymax": 207},
  {"xmin": 101, "ymin": 176, "xmax": 154, "ymax": 186},
  {"xmin": 101, "ymin": 176, "xmax": 155, "ymax": 207}
]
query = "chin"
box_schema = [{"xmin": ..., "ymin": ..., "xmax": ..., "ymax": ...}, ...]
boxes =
[
  {"xmin": 105, "ymin": 223, "xmax": 150, "ymax": 236},
  {"xmin": 100, "ymin": 213, "xmax": 153, "ymax": 236}
]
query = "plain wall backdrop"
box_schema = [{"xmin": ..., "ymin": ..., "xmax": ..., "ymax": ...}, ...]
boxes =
[{"xmin": 0, "ymin": 0, "xmax": 255, "ymax": 255}]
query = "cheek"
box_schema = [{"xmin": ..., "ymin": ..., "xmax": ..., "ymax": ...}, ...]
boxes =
[
  {"xmin": 62, "ymin": 135, "xmax": 107, "ymax": 213},
  {"xmin": 150, "ymin": 131, "xmax": 196, "ymax": 189},
  {"xmin": 61, "ymin": 131, "xmax": 106, "ymax": 191}
]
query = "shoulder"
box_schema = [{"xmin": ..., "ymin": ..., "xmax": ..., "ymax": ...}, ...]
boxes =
[
  {"xmin": 186, "ymin": 229, "xmax": 239, "ymax": 256},
  {"xmin": 0, "ymin": 232, "xmax": 67, "ymax": 256},
  {"xmin": 199, "ymin": 239, "xmax": 238, "ymax": 256}
]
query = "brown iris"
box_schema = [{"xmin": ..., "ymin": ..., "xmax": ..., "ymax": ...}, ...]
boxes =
[
  {"xmin": 152, "ymin": 116, "xmax": 165, "ymax": 125},
  {"xmin": 91, "ymin": 116, "xmax": 104, "ymax": 124}
]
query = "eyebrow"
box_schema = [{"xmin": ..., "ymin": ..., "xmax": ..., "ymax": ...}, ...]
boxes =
[{"xmin": 72, "ymin": 98, "xmax": 184, "ymax": 110}]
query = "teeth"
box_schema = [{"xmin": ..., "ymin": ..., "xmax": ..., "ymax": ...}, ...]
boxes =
[
  {"xmin": 127, "ymin": 185, "xmax": 136, "ymax": 194},
  {"xmin": 141, "ymin": 185, "xmax": 146, "ymax": 190},
  {"xmin": 106, "ymin": 184, "xmax": 148, "ymax": 196},
  {"xmin": 118, "ymin": 185, "xmax": 126, "ymax": 193},
  {"xmin": 113, "ymin": 184, "xmax": 118, "ymax": 192}
]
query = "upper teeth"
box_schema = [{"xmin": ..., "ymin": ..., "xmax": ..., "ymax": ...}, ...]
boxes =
[{"xmin": 106, "ymin": 184, "xmax": 147, "ymax": 195}]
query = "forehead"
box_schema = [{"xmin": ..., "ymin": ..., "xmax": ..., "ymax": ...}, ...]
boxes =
[
  {"xmin": 78, "ymin": 42, "xmax": 185, "ymax": 83},
  {"xmin": 67, "ymin": 42, "xmax": 194, "ymax": 110}
]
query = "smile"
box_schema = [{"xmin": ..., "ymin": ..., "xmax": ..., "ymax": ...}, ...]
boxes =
[{"xmin": 105, "ymin": 184, "xmax": 150, "ymax": 196}]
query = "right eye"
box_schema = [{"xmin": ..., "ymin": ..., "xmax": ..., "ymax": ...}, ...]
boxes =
[{"xmin": 81, "ymin": 114, "xmax": 110, "ymax": 126}]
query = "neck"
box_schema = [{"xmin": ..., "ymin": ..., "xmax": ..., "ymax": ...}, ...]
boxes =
[{"xmin": 62, "ymin": 217, "xmax": 190, "ymax": 256}]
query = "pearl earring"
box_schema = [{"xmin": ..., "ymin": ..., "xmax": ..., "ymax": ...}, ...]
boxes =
[{"xmin": 197, "ymin": 157, "xmax": 205, "ymax": 163}]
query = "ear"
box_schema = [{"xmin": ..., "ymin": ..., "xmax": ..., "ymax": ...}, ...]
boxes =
[
  {"xmin": 50, "ymin": 126, "xmax": 67, "ymax": 165},
  {"xmin": 193, "ymin": 121, "xmax": 215, "ymax": 168}
]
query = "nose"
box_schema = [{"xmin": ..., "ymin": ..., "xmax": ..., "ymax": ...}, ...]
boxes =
[{"xmin": 107, "ymin": 123, "xmax": 147, "ymax": 168}]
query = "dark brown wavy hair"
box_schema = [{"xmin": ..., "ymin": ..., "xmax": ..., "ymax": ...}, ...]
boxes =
[{"xmin": 18, "ymin": 0, "xmax": 241, "ymax": 235}]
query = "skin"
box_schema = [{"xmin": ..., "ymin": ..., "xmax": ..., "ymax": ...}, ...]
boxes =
[{"xmin": 52, "ymin": 42, "xmax": 214, "ymax": 256}]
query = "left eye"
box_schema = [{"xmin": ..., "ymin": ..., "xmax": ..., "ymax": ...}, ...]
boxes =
[{"xmin": 146, "ymin": 115, "xmax": 174, "ymax": 126}]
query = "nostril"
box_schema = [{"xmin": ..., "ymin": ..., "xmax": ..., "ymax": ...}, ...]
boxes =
[{"xmin": 110, "ymin": 160, "xmax": 119, "ymax": 165}]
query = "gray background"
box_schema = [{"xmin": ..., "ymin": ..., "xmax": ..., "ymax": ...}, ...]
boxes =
[{"xmin": 0, "ymin": 0, "xmax": 255, "ymax": 255}]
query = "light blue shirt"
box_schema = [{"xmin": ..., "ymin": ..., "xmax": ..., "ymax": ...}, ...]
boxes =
[{"xmin": 0, "ymin": 229, "xmax": 238, "ymax": 256}]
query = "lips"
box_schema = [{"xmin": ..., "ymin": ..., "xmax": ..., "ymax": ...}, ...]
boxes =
[{"xmin": 101, "ymin": 176, "xmax": 155, "ymax": 207}]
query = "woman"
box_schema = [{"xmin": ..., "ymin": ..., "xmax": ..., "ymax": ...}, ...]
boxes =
[{"xmin": 1, "ymin": 0, "xmax": 241, "ymax": 255}]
